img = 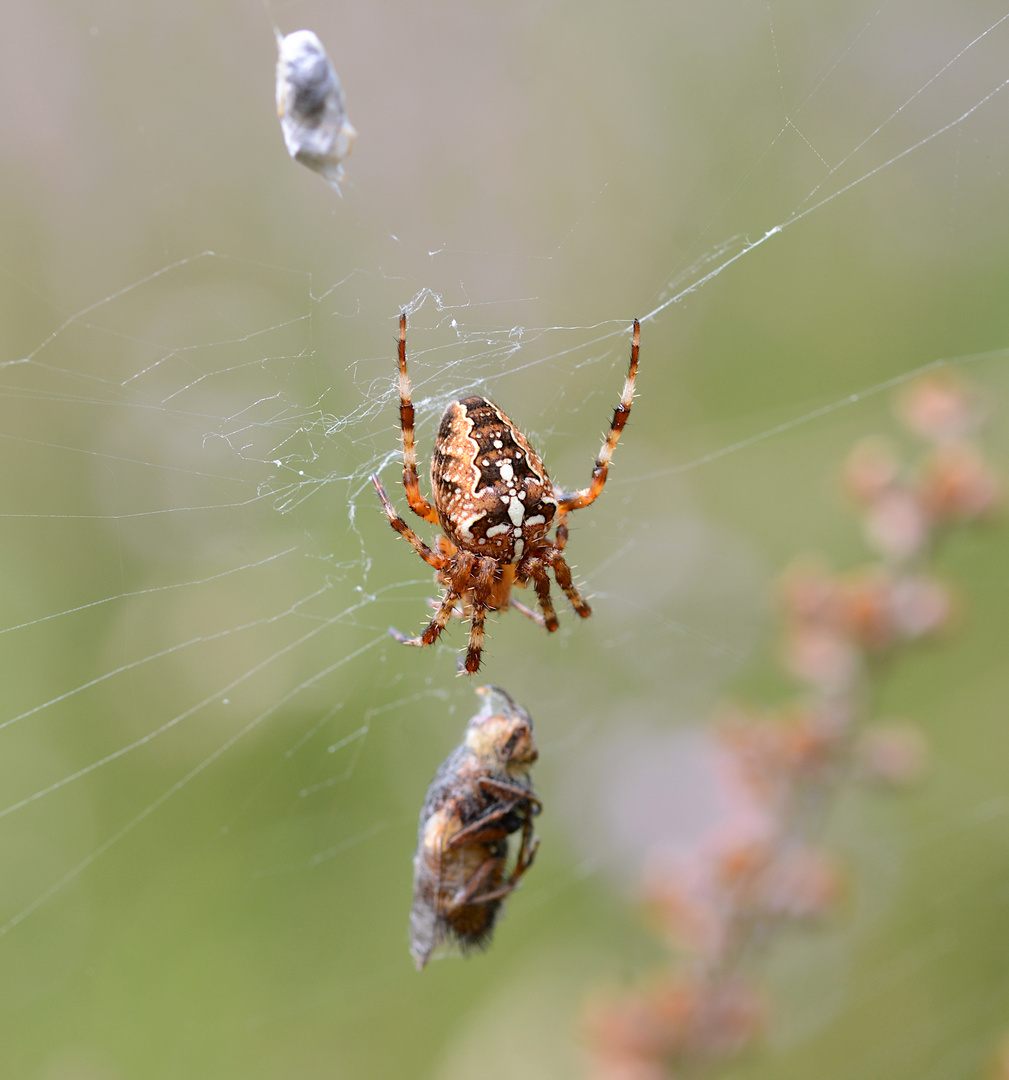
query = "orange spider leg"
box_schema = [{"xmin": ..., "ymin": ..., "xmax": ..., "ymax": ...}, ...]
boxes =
[
  {"xmin": 373, "ymin": 472, "xmax": 466, "ymax": 650},
  {"xmin": 407, "ymin": 588, "xmax": 465, "ymax": 647},
  {"xmin": 371, "ymin": 474, "xmax": 447, "ymax": 570},
  {"xmin": 435, "ymin": 535, "xmax": 458, "ymax": 559},
  {"xmin": 392, "ymin": 551, "xmax": 476, "ymax": 650},
  {"xmin": 395, "ymin": 312, "xmax": 440, "ymax": 524},
  {"xmin": 509, "ymin": 597, "xmax": 546, "ymax": 627},
  {"xmin": 547, "ymin": 550, "xmax": 592, "ymax": 618},
  {"xmin": 524, "ymin": 561, "xmax": 560, "ymax": 632},
  {"xmin": 558, "ymin": 318, "xmax": 639, "ymax": 514},
  {"xmin": 554, "ymin": 514, "xmax": 570, "ymax": 553},
  {"xmin": 463, "ymin": 556, "xmax": 498, "ymax": 674}
]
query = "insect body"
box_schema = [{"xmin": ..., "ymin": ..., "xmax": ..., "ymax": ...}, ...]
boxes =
[
  {"xmin": 410, "ymin": 685, "xmax": 540, "ymax": 970},
  {"xmin": 275, "ymin": 29, "xmax": 357, "ymax": 186},
  {"xmin": 372, "ymin": 313, "xmax": 640, "ymax": 673}
]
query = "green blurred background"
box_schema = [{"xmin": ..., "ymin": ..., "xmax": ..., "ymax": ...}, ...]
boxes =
[{"xmin": 2, "ymin": 1, "xmax": 1009, "ymax": 1077}]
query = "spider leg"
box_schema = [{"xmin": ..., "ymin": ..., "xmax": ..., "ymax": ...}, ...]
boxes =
[
  {"xmin": 391, "ymin": 585, "xmax": 463, "ymax": 651},
  {"xmin": 393, "ymin": 550, "xmax": 482, "ymax": 655},
  {"xmin": 509, "ymin": 596, "xmax": 546, "ymax": 627},
  {"xmin": 524, "ymin": 560, "xmax": 560, "ymax": 632},
  {"xmin": 554, "ymin": 513, "xmax": 570, "ymax": 553},
  {"xmin": 435, "ymin": 535, "xmax": 458, "ymax": 560},
  {"xmin": 558, "ymin": 318, "xmax": 639, "ymax": 514},
  {"xmin": 371, "ymin": 474, "xmax": 447, "ymax": 570},
  {"xmin": 548, "ymin": 551, "xmax": 592, "ymax": 618},
  {"xmin": 428, "ymin": 595, "xmax": 465, "ymax": 619},
  {"xmin": 462, "ymin": 556, "xmax": 498, "ymax": 675},
  {"xmin": 464, "ymin": 603, "xmax": 488, "ymax": 674},
  {"xmin": 395, "ymin": 312, "xmax": 440, "ymax": 524}
]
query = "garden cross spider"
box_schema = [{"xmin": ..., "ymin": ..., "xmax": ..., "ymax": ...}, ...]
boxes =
[{"xmin": 371, "ymin": 313, "xmax": 640, "ymax": 673}]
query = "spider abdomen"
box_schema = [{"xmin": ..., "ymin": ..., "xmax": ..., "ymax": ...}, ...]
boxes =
[{"xmin": 431, "ymin": 396, "xmax": 558, "ymax": 561}]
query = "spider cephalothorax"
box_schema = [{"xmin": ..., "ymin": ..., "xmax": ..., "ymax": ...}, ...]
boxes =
[{"xmin": 372, "ymin": 313, "xmax": 640, "ymax": 673}]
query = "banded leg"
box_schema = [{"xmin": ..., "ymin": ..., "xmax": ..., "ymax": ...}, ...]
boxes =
[
  {"xmin": 391, "ymin": 586, "xmax": 462, "ymax": 650},
  {"xmin": 464, "ymin": 603, "xmax": 488, "ymax": 674},
  {"xmin": 558, "ymin": 318, "xmax": 639, "ymax": 513},
  {"xmin": 372, "ymin": 474, "xmax": 447, "ymax": 570},
  {"xmin": 509, "ymin": 596, "xmax": 546, "ymax": 627},
  {"xmin": 526, "ymin": 562, "xmax": 560, "ymax": 632},
  {"xmin": 549, "ymin": 551, "xmax": 592, "ymax": 618},
  {"xmin": 395, "ymin": 312, "xmax": 440, "ymax": 524},
  {"xmin": 554, "ymin": 514, "xmax": 569, "ymax": 553},
  {"xmin": 428, "ymin": 596, "xmax": 465, "ymax": 618},
  {"xmin": 463, "ymin": 556, "xmax": 499, "ymax": 674}
]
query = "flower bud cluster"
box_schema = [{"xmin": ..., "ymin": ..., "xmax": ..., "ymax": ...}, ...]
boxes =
[
  {"xmin": 781, "ymin": 562, "xmax": 953, "ymax": 689},
  {"xmin": 845, "ymin": 373, "xmax": 998, "ymax": 560},
  {"xmin": 585, "ymin": 976, "xmax": 764, "ymax": 1080},
  {"xmin": 583, "ymin": 374, "xmax": 998, "ymax": 1079}
]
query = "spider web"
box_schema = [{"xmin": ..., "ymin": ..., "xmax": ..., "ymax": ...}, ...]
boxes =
[{"xmin": 2, "ymin": 1, "xmax": 1009, "ymax": 1077}]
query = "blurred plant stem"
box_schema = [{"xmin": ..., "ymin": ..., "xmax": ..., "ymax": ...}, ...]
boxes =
[{"xmin": 583, "ymin": 372, "xmax": 1000, "ymax": 1080}]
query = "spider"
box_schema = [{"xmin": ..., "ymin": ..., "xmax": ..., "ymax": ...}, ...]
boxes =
[
  {"xmin": 371, "ymin": 312, "xmax": 640, "ymax": 674},
  {"xmin": 410, "ymin": 684, "xmax": 540, "ymax": 970}
]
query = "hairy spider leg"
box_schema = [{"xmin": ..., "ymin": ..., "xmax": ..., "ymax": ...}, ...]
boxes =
[
  {"xmin": 371, "ymin": 474, "xmax": 447, "ymax": 570},
  {"xmin": 515, "ymin": 514, "xmax": 593, "ymax": 618},
  {"xmin": 396, "ymin": 313, "xmax": 440, "ymax": 524},
  {"xmin": 546, "ymin": 549, "xmax": 592, "ymax": 618},
  {"xmin": 509, "ymin": 596, "xmax": 546, "ymax": 627},
  {"xmin": 372, "ymin": 472, "xmax": 502, "ymax": 669},
  {"xmin": 558, "ymin": 318, "xmax": 640, "ymax": 513},
  {"xmin": 463, "ymin": 556, "xmax": 498, "ymax": 674},
  {"xmin": 373, "ymin": 473, "xmax": 465, "ymax": 648},
  {"xmin": 554, "ymin": 516, "xmax": 570, "ymax": 552},
  {"xmin": 413, "ymin": 588, "xmax": 466, "ymax": 647},
  {"xmin": 522, "ymin": 560, "xmax": 561, "ymax": 631},
  {"xmin": 410, "ymin": 550, "xmax": 479, "ymax": 650}
]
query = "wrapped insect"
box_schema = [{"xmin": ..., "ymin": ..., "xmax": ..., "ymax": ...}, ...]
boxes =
[
  {"xmin": 275, "ymin": 29, "xmax": 357, "ymax": 186},
  {"xmin": 410, "ymin": 685, "xmax": 541, "ymax": 970}
]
